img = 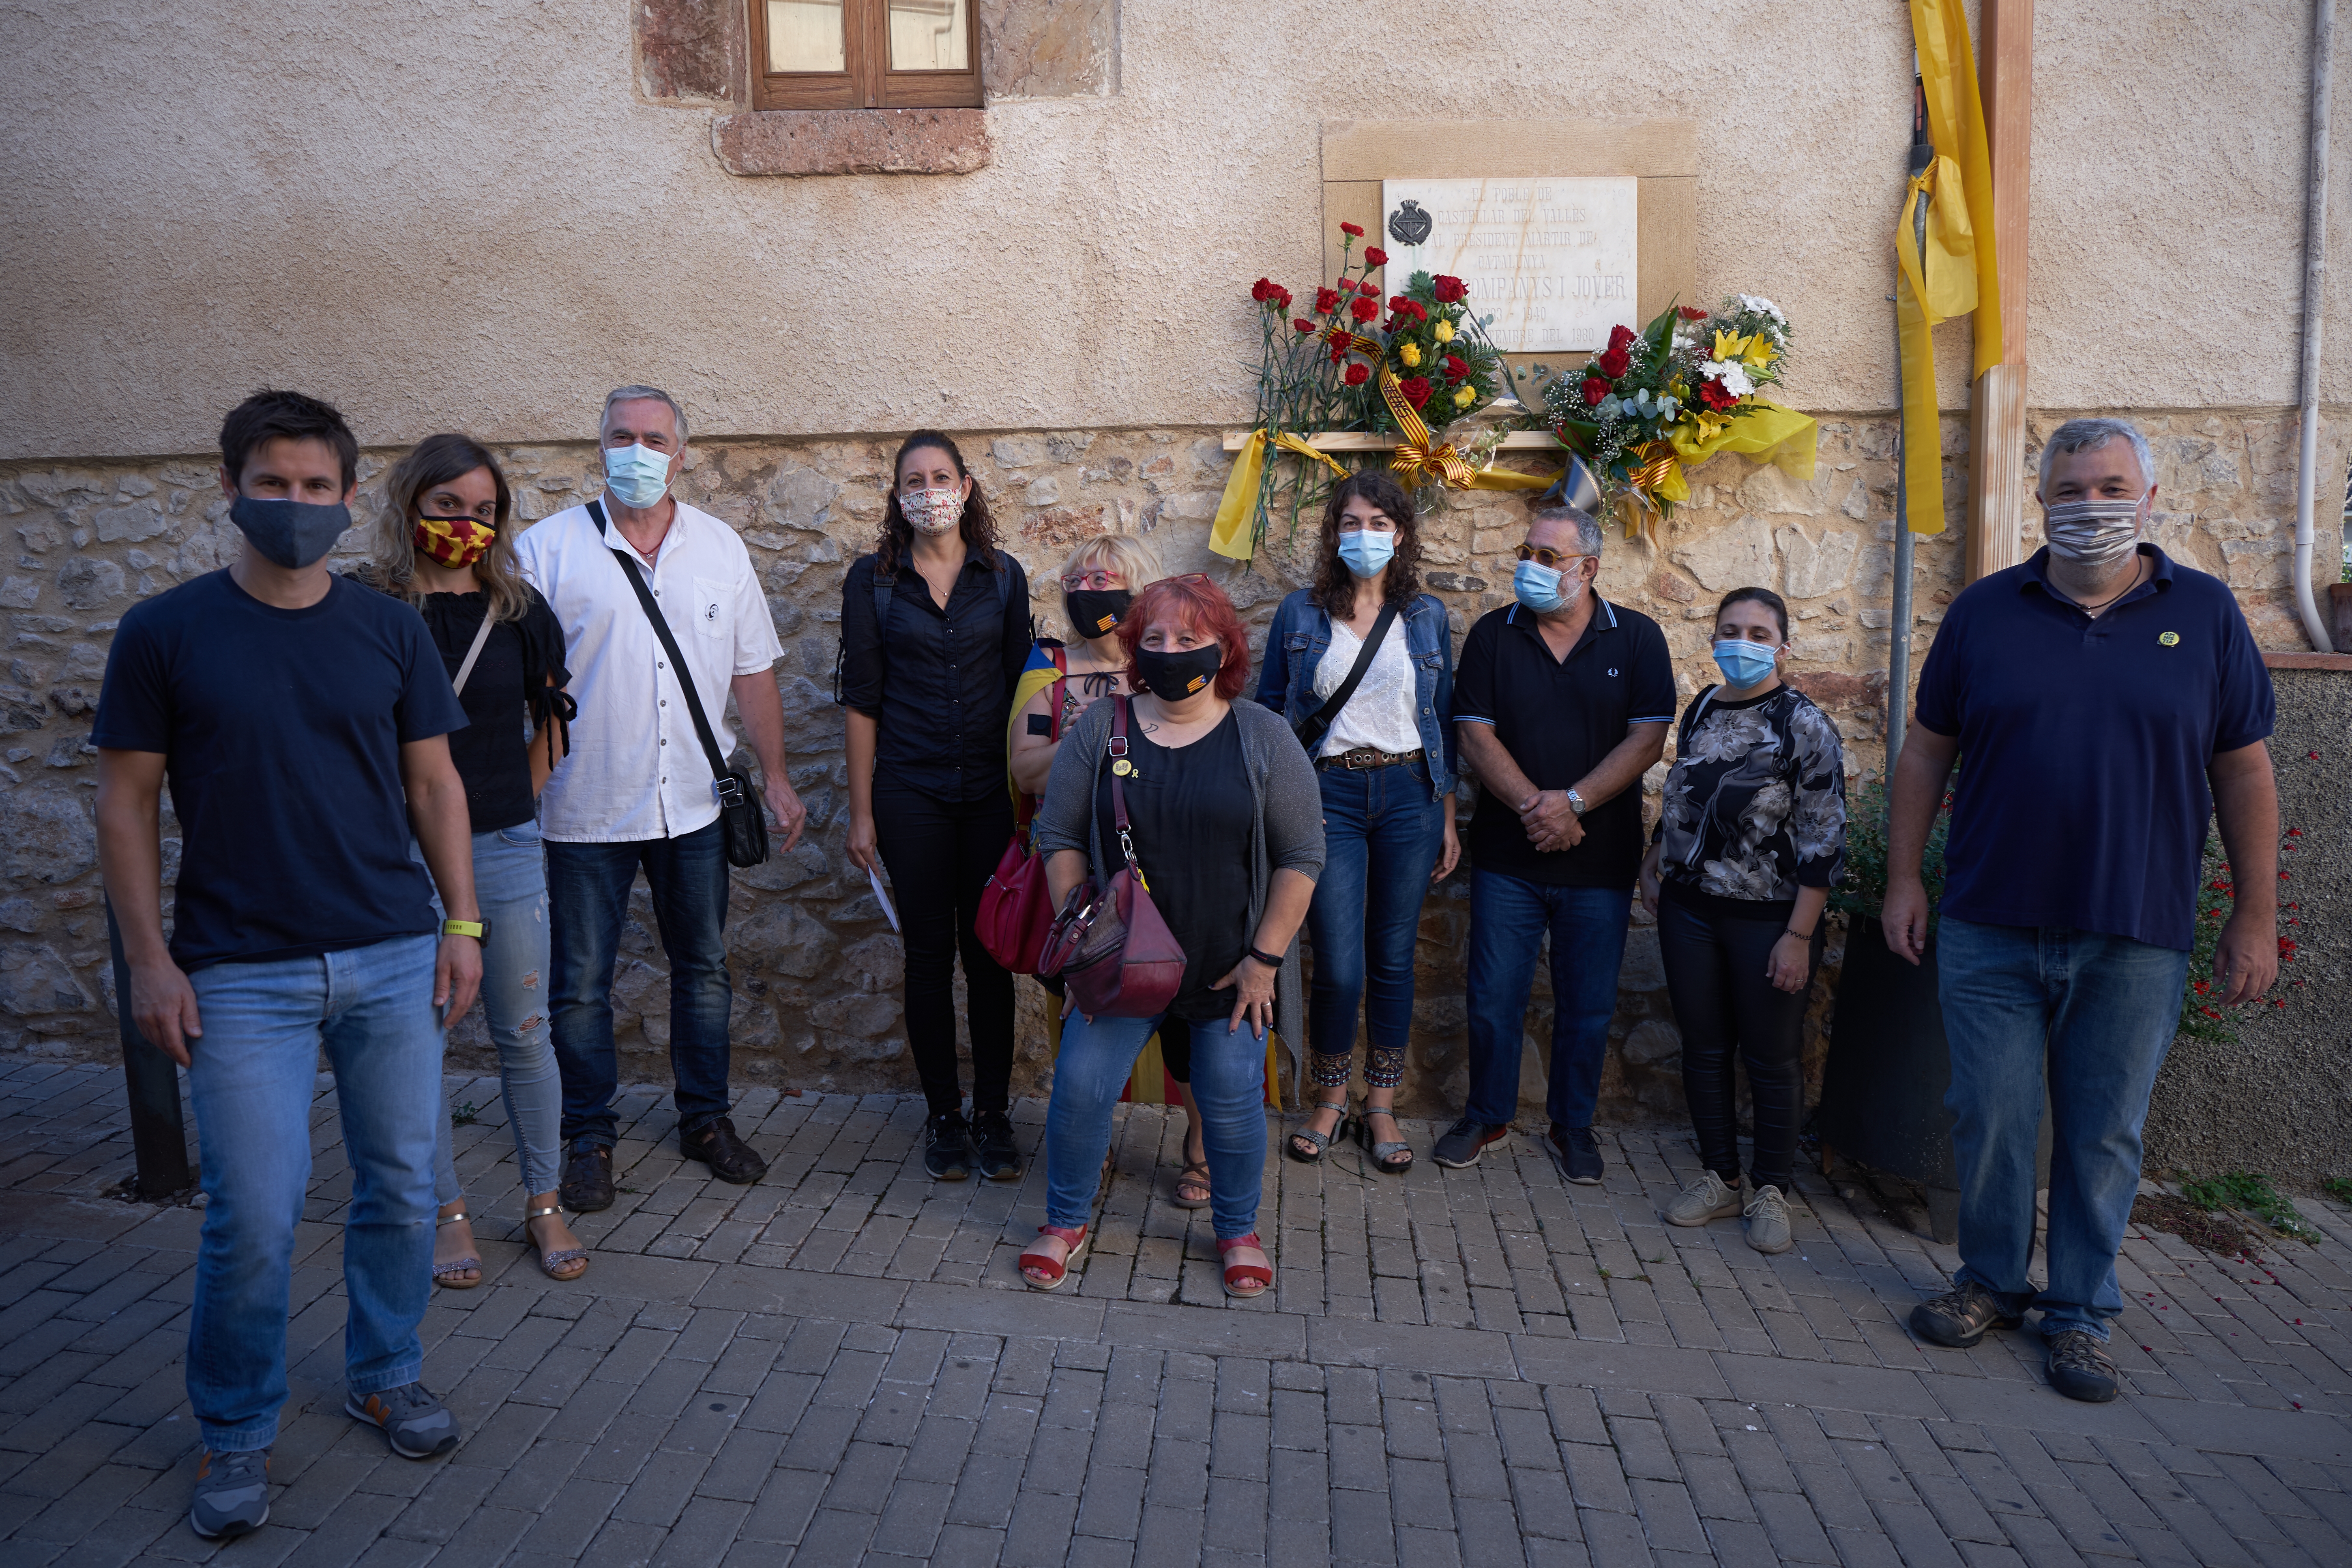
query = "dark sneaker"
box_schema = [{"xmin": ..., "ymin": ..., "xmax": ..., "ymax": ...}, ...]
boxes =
[
  {"xmin": 346, "ymin": 1382, "xmax": 461, "ymax": 1459},
  {"xmin": 924, "ymin": 1110, "xmax": 974, "ymax": 1180},
  {"xmin": 189, "ymin": 1449, "xmax": 269, "ymax": 1540},
  {"xmin": 682, "ymin": 1117, "xmax": 768, "ymax": 1184},
  {"xmin": 1432, "ymin": 1116, "xmax": 1509, "ymax": 1169},
  {"xmin": 1908, "ymin": 1279, "xmax": 2026, "ymax": 1349},
  {"xmin": 559, "ymin": 1144, "xmax": 614, "ymax": 1213},
  {"xmin": 2045, "ymin": 1329, "xmax": 2120, "ymax": 1403},
  {"xmin": 1548, "ymin": 1124, "xmax": 1604, "ymax": 1185},
  {"xmin": 970, "ymin": 1110, "xmax": 1022, "ymax": 1182}
]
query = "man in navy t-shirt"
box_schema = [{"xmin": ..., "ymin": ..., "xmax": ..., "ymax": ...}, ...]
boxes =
[
  {"xmin": 93, "ymin": 390, "xmax": 485, "ymax": 1540},
  {"xmin": 1881, "ymin": 418, "xmax": 2279, "ymax": 1405}
]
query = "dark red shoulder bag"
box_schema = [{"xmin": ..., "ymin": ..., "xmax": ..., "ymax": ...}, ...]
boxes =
[
  {"xmin": 976, "ymin": 650, "xmax": 1066, "ymax": 973},
  {"xmin": 1034, "ymin": 695, "xmax": 1187, "ymax": 1017}
]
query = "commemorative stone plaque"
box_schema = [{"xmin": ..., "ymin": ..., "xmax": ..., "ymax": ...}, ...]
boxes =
[{"xmin": 1379, "ymin": 176, "xmax": 1640, "ymax": 354}]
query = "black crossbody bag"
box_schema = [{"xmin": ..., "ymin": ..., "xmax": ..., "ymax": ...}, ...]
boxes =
[
  {"xmin": 592, "ymin": 501, "xmax": 770, "ymax": 868},
  {"xmin": 1293, "ymin": 601, "xmax": 1401, "ymax": 753}
]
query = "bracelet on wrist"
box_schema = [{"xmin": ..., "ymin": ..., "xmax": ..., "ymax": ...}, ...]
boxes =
[
  {"xmin": 1247, "ymin": 945, "xmax": 1285, "ymax": 970},
  {"xmin": 1784, "ymin": 926, "xmax": 1815, "ymax": 942}
]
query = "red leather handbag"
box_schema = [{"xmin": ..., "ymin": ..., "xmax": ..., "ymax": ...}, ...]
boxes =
[
  {"xmin": 1035, "ymin": 696, "xmax": 1187, "ymax": 1018},
  {"xmin": 976, "ymin": 652, "xmax": 1066, "ymax": 973}
]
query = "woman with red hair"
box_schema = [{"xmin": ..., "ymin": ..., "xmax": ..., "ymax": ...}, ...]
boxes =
[{"xmin": 1020, "ymin": 575, "xmax": 1324, "ymax": 1297}]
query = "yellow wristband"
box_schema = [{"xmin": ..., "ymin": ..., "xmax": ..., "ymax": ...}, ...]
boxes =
[{"xmin": 441, "ymin": 919, "xmax": 485, "ymax": 940}]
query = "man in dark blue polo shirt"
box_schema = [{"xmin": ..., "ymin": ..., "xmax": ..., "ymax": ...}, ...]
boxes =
[
  {"xmin": 1883, "ymin": 418, "xmax": 2279, "ymax": 1403},
  {"xmin": 1439, "ymin": 504, "xmax": 1676, "ymax": 1179}
]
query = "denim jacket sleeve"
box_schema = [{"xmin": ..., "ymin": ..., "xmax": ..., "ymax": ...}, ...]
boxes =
[{"xmin": 1255, "ymin": 592, "xmax": 1300, "ymax": 714}]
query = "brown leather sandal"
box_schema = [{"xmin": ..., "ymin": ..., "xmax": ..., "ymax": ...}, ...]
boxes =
[{"xmin": 1171, "ymin": 1160, "xmax": 1212, "ymax": 1209}]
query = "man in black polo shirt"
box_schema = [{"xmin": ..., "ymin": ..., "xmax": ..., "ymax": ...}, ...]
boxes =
[
  {"xmin": 1438, "ymin": 504, "xmax": 1675, "ymax": 1178},
  {"xmin": 1884, "ymin": 417, "xmax": 2279, "ymax": 1403}
]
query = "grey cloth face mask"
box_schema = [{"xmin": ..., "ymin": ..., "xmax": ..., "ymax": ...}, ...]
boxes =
[
  {"xmin": 230, "ymin": 495, "xmax": 350, "ymax": 570},
  {"xmin": 2042, "ymin": 495, "xmax": 2145, "ymax": 568}
]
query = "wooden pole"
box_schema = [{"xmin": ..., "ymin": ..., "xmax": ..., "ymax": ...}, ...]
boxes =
[{"xmin": 1966, "ymin": 0, "xmax": 2033, "ymax": 582}]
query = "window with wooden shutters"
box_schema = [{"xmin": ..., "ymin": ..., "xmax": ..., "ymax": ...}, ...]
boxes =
[{"xmin": 749, "ymin": 0, "xmax": 981, "ymax": 111}]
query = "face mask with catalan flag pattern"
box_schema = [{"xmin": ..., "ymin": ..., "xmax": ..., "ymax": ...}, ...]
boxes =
[{"xmin": 414, "ymin": 515, "xmax": 496, "ymax": 569}]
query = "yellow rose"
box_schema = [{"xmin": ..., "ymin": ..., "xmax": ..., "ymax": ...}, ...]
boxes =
[
  {"xmin": 1433, "ymin": 319, "xmax": 1455, "ymax": 343},
  {"xmin": 1453, "ymin": 384, "xmax": 1476, "ymax": 408},
  {"xmin": 1399, "ymin": 342, "xmax": 1423, "ymax": 367}
]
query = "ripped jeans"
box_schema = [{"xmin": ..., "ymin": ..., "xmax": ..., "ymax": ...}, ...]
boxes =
[{"xmin": 419, "ymin": 823, "xmax": 564, "ymax": 1200}]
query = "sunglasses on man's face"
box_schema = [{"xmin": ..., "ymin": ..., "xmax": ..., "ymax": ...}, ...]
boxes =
[{"xmin": 1515, "ymin": 545, "xmax": 1589, "ymax": 570}]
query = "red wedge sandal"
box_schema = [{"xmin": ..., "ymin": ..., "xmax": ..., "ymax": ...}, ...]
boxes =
[{"xmin": 1019, "ymin": 1225, "xmax": 1088, "ymax": 1291}]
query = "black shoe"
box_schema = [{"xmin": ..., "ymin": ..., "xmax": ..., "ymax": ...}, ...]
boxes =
[
  {"xmin": 970, "ymin": 1110, "xmax": 1022, "ymax": 1181},
  {"xmin": 189, "ymin": 1449, "xmax": 269, "ymax": 1540},
  {"xmin": 1432, "ymin": 1116, "xmax": 1509, "ymax": 1169},
  {"xmin": 2045, "ymin": 1330, "xmax": 2120, "ymax": 1403},
  {"xmin": 924, "ymin": 1110, "xmax": 973, "ymax": 1180},
  {"xmin": 1909, "ymin": 1279, "xmax": 2026, "ymax": 1348},
  {"xmin": 559, "ymin": 1144, "xmax": 615, "ymax": 1213},
  {"xmin": 682, "ymin": 1117, "xmax": 768, "ymax": 1184},
  {"xmin": 1549, "ymin": 1124, "xmax": 1604, "ymax": 1185}
]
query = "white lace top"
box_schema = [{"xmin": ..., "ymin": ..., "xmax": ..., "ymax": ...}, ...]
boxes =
[{"xmin": 1310, "ymin": 616, "xmax": 1421, "ymax": 756}]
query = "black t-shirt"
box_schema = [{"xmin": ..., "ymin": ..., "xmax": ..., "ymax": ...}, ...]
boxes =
[
  {"xmin": 1091, "ymin": 707, "xmax": 1253, "ymax": 1021},
  {"xmin": 1451, "ymin": 597, "xmax": 1677, "ymax": 888},
  {"xmin": 837, "ymin": 550, "xmax": 1032, "ymax": 803},
  {"xmin": 413, "ymin": 588, "xmax": 571, "ymax": 833},
  {"xmin": 92, "ymin": 570, "xmax": 469, "ymax": 972}
]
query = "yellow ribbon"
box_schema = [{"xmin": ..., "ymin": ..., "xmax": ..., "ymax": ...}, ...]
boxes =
[
  {"xmin": 1898, "ymin": 0, "xmax": 2004, "ymax": 536},
  {"xmin": 1208, "ymin": 427, "xmax": 1350, "ymax": 560}
]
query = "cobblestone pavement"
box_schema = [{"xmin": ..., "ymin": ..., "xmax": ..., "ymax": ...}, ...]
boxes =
[{"xmin": 6, "ymin": 1058, "xmax": 2352, "ymax": 1567}]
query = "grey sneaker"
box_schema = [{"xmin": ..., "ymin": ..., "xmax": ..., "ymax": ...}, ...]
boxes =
[
  {"xmin": 1743, "ymin": 1184, "xmax": 1794, "ymax": 1253},
  {"xmin": 1663, "ymin": 1170, "xmax": 1743, "ymax": 1227},
  {"xmin": 346, "ymin": 1382, "xmax": 460, "ymax": 1459},
  {"xmin": 1909, "ymin": 1278, "xmax": 2025, "ymax": 1349},
  {"xmin": 189, "ymin": 1448, "xmax": 269, "ymax": 1540},
  {"xmin": 2045, "ymin": 1329, "xmax": 2120, "ymax": 1403}
]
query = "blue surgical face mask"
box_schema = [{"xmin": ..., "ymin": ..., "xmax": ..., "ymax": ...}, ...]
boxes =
[
  {"xmin": 1513, "ymin": 558, "xmax": 1584, "ymax": 614},
  {"xmin": 230, "ymin": 495, "xmax": 350, "ymax": 570},
  {"xmin": 1712, "ymin": 638, "xmax": 1781, "ymax": 689},
  {"xmin": 603, "ymin": 442, "xmax": 674, "ymax": 508},
  {"xmin": 1337, "ymin": 528, "xmax": 1395, "ymax": 579}
]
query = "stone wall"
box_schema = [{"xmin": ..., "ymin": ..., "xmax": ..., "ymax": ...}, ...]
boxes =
[{"xmin": 1, "ymin": 407, "xmax": 2342, "ymax": 1127}]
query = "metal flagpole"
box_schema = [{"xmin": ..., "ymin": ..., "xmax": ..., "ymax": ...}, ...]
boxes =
[{"xmin": 1888, "ymin": 73, "xmax": 1932, "ymax": 766}]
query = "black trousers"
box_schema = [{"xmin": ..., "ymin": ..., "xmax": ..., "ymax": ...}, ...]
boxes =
[
  {"xmin": 1656, "ymin": 894, "xmax": 1824, "ymax": 1193},
  {"xmin": 872, "ymin": 776, "xmax": 1016, "ymax": 1117}
]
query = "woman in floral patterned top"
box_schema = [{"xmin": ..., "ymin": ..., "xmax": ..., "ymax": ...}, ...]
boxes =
[{"xmin": 1638, "ymin": 586, "xmax": 1846, "ymax": 1255}]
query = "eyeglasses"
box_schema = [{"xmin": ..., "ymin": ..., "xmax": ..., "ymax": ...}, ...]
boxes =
[
  {"xmin": 1515, "ymin": 545, "xmax": 1591, "ymax": 570},
  {"xmin": 1165, "ymin": 572, "xmax": 1214, "ymax": 586},
  {"xmin": 1060, "ymin": 571, "xmax": 1124, "ymax": 591}
]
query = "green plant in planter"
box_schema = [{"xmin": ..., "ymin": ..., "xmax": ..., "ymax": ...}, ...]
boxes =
[{"xmin": 1830, "ymin": 775, "xmax": 1951, "ymax": 931}]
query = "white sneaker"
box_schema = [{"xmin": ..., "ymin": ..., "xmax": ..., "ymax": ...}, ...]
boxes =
[
  {"xmin": 1744, "ymin": 1184, "xmax": 1794, "ymax": 1253},
  {"xmin": 1663, "ymin": 1169, "xmax": 1744, "ymax": 1227}
]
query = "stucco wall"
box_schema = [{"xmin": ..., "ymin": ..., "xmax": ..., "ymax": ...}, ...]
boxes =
[{"xmin": 5, "ymin": 0, "xmax": 2350, "ymax": 459}]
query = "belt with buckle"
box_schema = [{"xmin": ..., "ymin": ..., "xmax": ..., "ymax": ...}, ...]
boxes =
[{"xmin": 1316, "ymin": 746, "xmax": 1427, "ymax": 772}]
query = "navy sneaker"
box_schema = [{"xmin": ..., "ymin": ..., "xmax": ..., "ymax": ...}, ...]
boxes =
[
  {"xmin": 346, "ymin": 1382, "xmax": 461, "ymax": 1459},
  {"xmin": 1549, "ymin": 1124, "xmax": 1604, "ymax": 1185},
  {"xmin": 1432, "ymin": 1116, "xmax": 1509, "ymax": 1169},
  {"xmin": 189, "ymin": 1449, "xmax": 269, "ymax": 1540},
  {"xmin": 924, "ymin": 1110, "xmax": 974, "ymax": 1180}
]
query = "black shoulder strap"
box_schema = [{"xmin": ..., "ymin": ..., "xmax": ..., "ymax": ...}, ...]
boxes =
[
  {"xmin": 1298, "ymin": 600, "xmax": 1401, "ymax": 749},
  {"xmin": 591, "ymin": 501, "xmax": 733, "ymax": 794}
]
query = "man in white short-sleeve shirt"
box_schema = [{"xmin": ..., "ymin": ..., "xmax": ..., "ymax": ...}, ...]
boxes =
[{"xmin": 515, "ymin": 385, "xmax": 806, "ymax": 1206}]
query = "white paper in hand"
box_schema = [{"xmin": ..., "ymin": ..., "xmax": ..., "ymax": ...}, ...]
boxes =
[{"xmin": 867, "ymin": 864, "xmax": 901, "ymax": 933}]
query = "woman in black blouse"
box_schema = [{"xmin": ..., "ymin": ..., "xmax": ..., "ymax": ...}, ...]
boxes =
[
  {"xmin": 1638, "ymin": 586, "xmax": 1846, "ymax": 1255},
  {"xmin": 839, "ymin": 431, "xmax": 1033, "ymax": 1184},
  {"xmin": 366, "ymin": 434, "xmax": 582, "ymax": 1286}
]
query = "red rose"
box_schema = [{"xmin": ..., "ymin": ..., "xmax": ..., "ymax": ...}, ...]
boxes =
[
  {"xmin": 1582, "ymin": 376, "xmax": 1609, "ymax": 406},
  {"xmin": 1341, "ymin": 222, "xmax": 1365, "ymax": 238},
  {"xmin": 1398, "ymin": 376, "xmax": 1432, "ymax": 410},
  {"xmin": 1698, "ymin": 378, "xmax": 1737, "ymax": 410},
  {"xmin": 1251, "ymin": 277, "xmax": 1277, "ymax": 303},
  {"xmin": 1678, "ymin": 305, "xmax": 1707, "ymax": 320},
  {"xmin": 1350, "ymin": 296, "xmax": 1379, "ymax": 323},
  {"xmin": 1431, "ymin": 275, "xmax": 1468, "ymax": 303},
  {"xmin": 1365, "ymin": 247, "xmax": 1389, "ymax": 266},
  {"xmin": 1387, "ymin": 296, "xmax": 1427, "ymax": 322},
  {"xmin": 1597, "ymin": 346, "xmax": 1630, "ymax": 378},
  {"xmin": 1608, "ymin": 323, "xmax": 1637, "ymax": 351},
  {"xmin": 1344, "ymin": 363, "xmax": 1371, "ymax": 386},
  {"xmin": 1442, "ymin": 354, "xmax": 1470, "ymax": 382},
  {"xmin": 1315, "ymin": 287, "xmax": 1340, "ymax": 314},
  {"xmin": 1293, "ymin": 318, "xmax": 1315, "ymax": 334}
]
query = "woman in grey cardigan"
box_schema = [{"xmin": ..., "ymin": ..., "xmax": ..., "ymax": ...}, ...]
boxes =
[{"xmin": 1021, "ymin": 575, "xmax": 1324, "ymax": 1297}]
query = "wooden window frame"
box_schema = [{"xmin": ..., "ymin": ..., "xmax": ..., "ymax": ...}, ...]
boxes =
[{"xmin": 748, "ymin": 0, "xmax": 982, "ymax": 112}]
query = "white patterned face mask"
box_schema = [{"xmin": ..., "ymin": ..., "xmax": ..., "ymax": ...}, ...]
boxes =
[
  {"xmin": 2043, "ymin": 493, "xmax": 2146, "ymax": 568},
  {"xmin": 900, "ymin": 485, "xmax": 964, "ymax": 536}
]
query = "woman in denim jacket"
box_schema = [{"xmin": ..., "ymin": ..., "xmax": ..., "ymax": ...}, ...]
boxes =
[{"xmin": 1255, "ymin": 472, "xmax": 1458, "ymax": 1173}]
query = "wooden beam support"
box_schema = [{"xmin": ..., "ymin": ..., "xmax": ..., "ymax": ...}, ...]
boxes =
[{"xmin": 1966, "ymin": 0, "xmax": 2034, "ymax": 582}]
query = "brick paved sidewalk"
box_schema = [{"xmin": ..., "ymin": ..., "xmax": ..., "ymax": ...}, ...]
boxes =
[{"xmin": 5, "ymin": 1058, "xmax": 2352, "ymax": 1567}]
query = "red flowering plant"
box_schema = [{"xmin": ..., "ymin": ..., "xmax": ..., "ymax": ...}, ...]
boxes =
[{"xmin": 2182, "ymin": 828, "xmax": 2314, "ymax": 1043}]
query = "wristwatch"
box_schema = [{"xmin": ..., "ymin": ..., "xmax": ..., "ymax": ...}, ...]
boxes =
[
  {"xmin": 1566, "ymin": 789, "xmax": 1589, "ymax": 817},
  {"xmin": 442, "ymin": 918, "xmax": 489, "ymax": 942}
]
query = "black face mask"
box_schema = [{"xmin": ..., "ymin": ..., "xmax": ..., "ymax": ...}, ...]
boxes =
[
  {"xmin": 1134, "ymin": 644, "xmax": 1223, "ymax": 701},
  {"xmin": 230, "ymin": 495, "xmax": 350, "ymax": 570},
  {"xmin": 1064, "ymin": 588, "xmax": 1132, "ymax": 640}
]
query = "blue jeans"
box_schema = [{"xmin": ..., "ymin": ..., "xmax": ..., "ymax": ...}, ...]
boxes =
[
  {"xmin": 426, "ymin": 824, "xmax": 562, "ymax": 1199},
  {"xmin": 547, "ymin": 818, "xmax": 733, "ymax": 1150},
  {"xmin": 185, "ymin": 933, "xmax": 442, "ymax": 1452},
  {"xmin": 1464, "ymin": 870, "xmax": 1632, "ymax": 1128},
  {"xmin": 1305, "ymin": 760, "xmax": 1443, "ymax": 1089},
  {"xmin": 1047, "ymin": 1012, "xmax": 1267, "ymax": 1240},
  {"xmin": 1938, "ymin": 917, "xmax": 2192, "ymax": 1342}
]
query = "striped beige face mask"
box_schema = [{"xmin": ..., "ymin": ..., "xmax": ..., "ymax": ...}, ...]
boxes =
[{"xmin": 2043, "ymin": 493, "xmax": 2148, "ymax": 568}]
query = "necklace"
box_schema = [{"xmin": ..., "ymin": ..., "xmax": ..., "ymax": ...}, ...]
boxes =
[{"xmin": 2064, "ymin": 557, "xmax": 2147, "ymax": 617}]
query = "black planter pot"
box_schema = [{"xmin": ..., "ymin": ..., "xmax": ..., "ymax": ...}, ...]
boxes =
[{"xmin": 1815, "ymin": 914, "xmax": 2049, "ymax": 1244}]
